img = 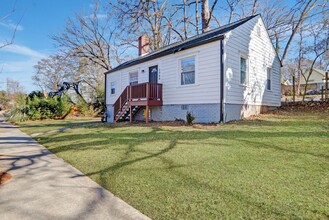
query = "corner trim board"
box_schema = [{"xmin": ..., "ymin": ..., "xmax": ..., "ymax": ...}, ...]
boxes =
[{"xmin": 219, "ymin": 39, "xmax": 224, "ymax": 123}]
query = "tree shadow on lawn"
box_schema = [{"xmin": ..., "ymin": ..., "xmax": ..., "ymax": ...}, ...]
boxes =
[
  {"xmin": 35, "ymin": 126, "xmax": 329, "ymax": 219},
  {"xmin": 149, "ymin": 163, "xmax": 306, "ymax": 219},
  {"xmin": 19, "ymin": 121, "xmax": 100, "ymax": 130},
  {"xmin": 43, "ymin": 127, "xmax": 329, "ymax": 158},
  {"xmin": 228, "ymin": 115, "xmax": 329, "ymax": 128}
]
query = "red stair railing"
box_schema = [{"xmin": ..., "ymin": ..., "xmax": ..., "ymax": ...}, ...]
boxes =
[{"xmin": 113, "ymin": 82, "xmax": 162, "ymax": 120}]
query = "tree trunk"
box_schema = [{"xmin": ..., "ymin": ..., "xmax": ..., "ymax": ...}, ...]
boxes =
[
  {"xmin": 195, "ymin": 0, "xmax": 200, "ymax": 34},
  {"xmin": 183, "ymin": 0, "xmax": 188, "ymax": 39},
  {"xmin": 201, "ymin": 0, "xmax": 210, "ymax": 33},
  {"xmin": 280, "ymin": 0, "xmax": 317, "ymax": 65},
  {"xmin": 252, "ymin": 0, "xmax": 258, "ymax": 15}
]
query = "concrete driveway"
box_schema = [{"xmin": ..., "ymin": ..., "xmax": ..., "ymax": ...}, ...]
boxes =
[{"xmin": 0, "ymin": 119, "xmax": 151, "ymax": 220}]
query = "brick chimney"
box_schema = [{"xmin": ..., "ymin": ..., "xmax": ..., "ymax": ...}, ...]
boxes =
[{"xmin": 138, "ymin": 35, "xmax": 150, "ymax": 56}]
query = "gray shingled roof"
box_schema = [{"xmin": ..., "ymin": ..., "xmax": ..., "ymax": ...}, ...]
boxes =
[{"xmin": 105, "ymin": 14, "xmax": 259, "ymax": 74}]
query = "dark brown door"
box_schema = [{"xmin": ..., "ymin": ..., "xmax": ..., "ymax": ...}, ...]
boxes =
[{"xmin": 149, "ymin": 65, "xmax": 158, "ymax": 83}]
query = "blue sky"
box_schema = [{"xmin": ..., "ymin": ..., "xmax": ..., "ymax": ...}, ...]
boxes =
[
  {"xmin": 1, "ymin": 0, "xmax": 324, "ymax": 92},
  {"xmin": 0, "ymin": 0, "xmax": 94, "ymax": 92}
]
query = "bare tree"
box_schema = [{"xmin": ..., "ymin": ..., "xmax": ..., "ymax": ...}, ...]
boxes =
[
  {"xmin": 110, "ymin": 0, "xmax": 174, "ymax": 50},
  {"xmin": 226, "ymin": 0, "xmax": 242, "ymax": 24},
  {"xmin": 172, "ymin": 1, "xmax": 194, "ymax": 40},
  {"xmin": 76, "ymin": 57, "xmax": 105, "ymax": 93},
  {"xmin": 52, "ymin": 1, "xmax": 113, "ymax": 70},
  {"xmin": 201, "ymin": 0, "xmax": 210, "ymax": 32},
  {"xmin": 5, "ymin": 78, "xmax": 25, "ymax": 108},
  {"xmin": 6, "ymin": 78, "xmax": 23, "ymax": 96},
  {"xmin": 280, "ymin": 0, "xmax": 324, "ymax": 64},
  {"xmin": 296, "ymin": 27, "xmax": 305, "ymax": 95},
  {"xmin": 33, "ymin": 54, "xmax": 77, "ymax": 91},
  {"xmin": 195, "ymin": 0, "xmax": 200, "ymax": 34},
  {"xmin": 200, "ymin": 0, "xmax": 218, "ymax": 32},
  {"xmin": 251, "ymin": 0, "xmax": 258, "ymax": 15},
  {"xmin": 261, "ymin": 1, "xmax": 292, "ymax": 54},
  {"xmin": 300, "ymin": 16, "xmax": 329, "ymax": 101},
  {"xmin": 0, "ymin": 2, "xmax": 22, "ymax": 49}
]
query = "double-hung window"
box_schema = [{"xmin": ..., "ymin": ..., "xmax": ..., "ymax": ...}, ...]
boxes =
[
  {"xmin": 129, "ymin": 71, "xmax": 138, "ymax": 85},
  {"xmin": 111, "ymin": 82, "xmax": 115, "ymax": 94},
  {"xmin": 180, "ymin": 56, "xmax": 195, "ymax": 85},
  {"xmin": 240, "ymin": 57, "xmax": 247, "ymax": 85},
  {"xmin": 266, "ymin": 67, "xmax": 272, "ymax": 90}
]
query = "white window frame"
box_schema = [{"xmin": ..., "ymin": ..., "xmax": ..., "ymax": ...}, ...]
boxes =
[
  {"xmin": 240, "ymin": 55, "xmax": 249, "ymax": 85},
  {"xmin": 266, "ymin": 67, "xmax": 272, "ymax": 91},
  {"xmin": 178, "ymin": 55, "xmax": 197, "ymax": 86},
  {"xmin": 110, "ymin": 82, "xmax": 116, "ymax": 95},
  {"xmin": 129, "ymin": 70, "xmax": 139, "ymax": 85}
]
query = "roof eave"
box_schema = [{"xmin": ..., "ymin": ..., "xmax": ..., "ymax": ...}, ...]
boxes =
[{"xmin": 104, "ymin": 35, "xmax": 224, "ymax": 75}]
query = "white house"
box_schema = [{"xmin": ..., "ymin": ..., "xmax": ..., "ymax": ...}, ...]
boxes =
[
  {"xmin": 104, "ymin": 15, "xmax": 281, "ymax": 123},
  {"xmin": 300, "ymin": 68, "xmax": 328, "ymax": 91}
]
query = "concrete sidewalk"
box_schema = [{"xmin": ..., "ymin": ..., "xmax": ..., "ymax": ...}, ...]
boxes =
[{"xmin": 0, "ymin": 120, "xmax": 151, "ymax": 220}]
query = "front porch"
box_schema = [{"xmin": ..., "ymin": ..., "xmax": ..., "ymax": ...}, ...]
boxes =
[{"xmin": 113, "ymin": 82, "xmax": 163, "ymax": 123}]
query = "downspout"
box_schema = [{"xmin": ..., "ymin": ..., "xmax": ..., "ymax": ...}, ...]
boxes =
[{"xmin": 219, "ymin": 38, "xmax": 225, "ymax": 123}]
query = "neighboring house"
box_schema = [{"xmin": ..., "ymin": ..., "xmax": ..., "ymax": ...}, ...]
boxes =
[
  {"xmin": 104, "ymin": 15, "xmax": 281, "ymax": 123},
  {"xmin": 300, "ymin": 69, "xmax": 328, "ymax": 91},
  {"xmin": 50, "ymin": 81, "xmax": 97, "ymax": 104},
  {"xmin": 282, "ymin": 80, "xmax": 292, "ymax": 86},
  {"xmin": 281, "ymin": 80, "xmax": 292, "ymax": 95}
]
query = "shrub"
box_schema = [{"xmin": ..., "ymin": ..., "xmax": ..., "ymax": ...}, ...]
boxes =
[
  {"xmin": 186, "ymin": 112, "xmax": 195, "ymax": 125},
  {"xmin": 76, "ymin": 96, "xmax": 101, "ymax": 117},
  {"xmin": 7, "ymin": 108, "xmax": 28, "ymax": 123},
  {"xmin": 19, "ymin": 94, "xmax": 72, "ymax": 121}
]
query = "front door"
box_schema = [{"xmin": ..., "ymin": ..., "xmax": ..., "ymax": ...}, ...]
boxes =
[{"xmin": 149, "ymin": 65, "xmax": 158, "ymax": 83}]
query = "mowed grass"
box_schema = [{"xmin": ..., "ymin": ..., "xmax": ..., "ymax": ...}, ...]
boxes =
[
  {"xmin": 18, "ymin": 118, "xmax": 100, "ymax": 135},
  {"xmin": 19, "ymin": 112, "xmax": 329, "ymax": 219}
]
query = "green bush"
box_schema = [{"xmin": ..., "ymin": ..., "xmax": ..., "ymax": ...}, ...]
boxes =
[
  {"xmin": 76, "ymin": 96, "xmax": 89, "ymax": 115},
  {"xmin": 76, "ymin": 96, "xmax": 101, "ymax": 116},
  {"xmin": 186, "ymin": 112, "xmax": 195, "ymax": 125},
  {"xmin": 9, "ymin": 92, "xmax": 73, "ymax": 122}
]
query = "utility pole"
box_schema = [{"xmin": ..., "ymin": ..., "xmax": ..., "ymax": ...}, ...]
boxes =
[{"xmin": 325, "ymin": 72, "xmax": 328, "ymax": 100}]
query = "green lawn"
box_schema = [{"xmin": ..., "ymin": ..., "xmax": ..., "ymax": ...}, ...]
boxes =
[
  {"xmin": 19, "ymin": 112, "xmax": 329, "ymax": 219},
  {"xmin": 18, "ymin": 118, "xmax": 100, "ymax": 135}
]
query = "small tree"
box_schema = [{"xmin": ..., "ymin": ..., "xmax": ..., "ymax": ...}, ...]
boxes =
[
  {"xmin": 301, "ymin": 16, "xmax": 329, "ymax": 101},
  {"xmin": 186, "ymin": 112, "xmax": 195, "ymax": 125}
]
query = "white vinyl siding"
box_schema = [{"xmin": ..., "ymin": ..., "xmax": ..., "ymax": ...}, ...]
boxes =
[
  {"xmin": 106, "ymin": 72, "xmax": 121, "ymax": 105},
  {"xmin": 224, "ymin": 16, "xmax": 281, "ymax": 107},
  {"xmin": 106, "ymin": 41, "xmax": 221, "ymax": 105}
]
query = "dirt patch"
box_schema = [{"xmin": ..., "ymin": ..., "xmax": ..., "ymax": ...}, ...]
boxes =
[
  {"xmin": 0, "ymin": 172, "xmax": 12, "ymax": 185},
  {"xmin": 106, "ymin": 120, "xmax": 186, "ymax": 127}
]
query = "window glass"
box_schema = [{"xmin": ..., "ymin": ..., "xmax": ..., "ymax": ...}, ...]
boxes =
[
  {"xmin": 181, "ymin": 57, "xmax": 195, "ymax": 85},
  {"xmin": 129, "ymin": 71, "xmax": 138, "ymax": 85},
  {"xmin": 240, "ymin": 57, "xmax": 247, "ymax": 84},
  {"xmin": 267, "ymin": 67, "xmax": 272, "ymax": 90},
  {"xmin": 111, "ymin": 82, "xmax": 115, "ymax": 94}
]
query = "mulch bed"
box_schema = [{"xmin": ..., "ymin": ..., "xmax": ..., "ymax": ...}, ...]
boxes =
[
  {"xmin": 0, "ymin": 172, "xmax": 12, "ymax": 185},
  {"xmin": 275, "ymin": 101, "xmax": 329, "ymax": 113}
]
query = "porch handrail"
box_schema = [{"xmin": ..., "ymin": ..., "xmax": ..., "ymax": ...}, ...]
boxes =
[{"xmin": 113, "ymin": 82, "xmax": 163, "ymax": 118}]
